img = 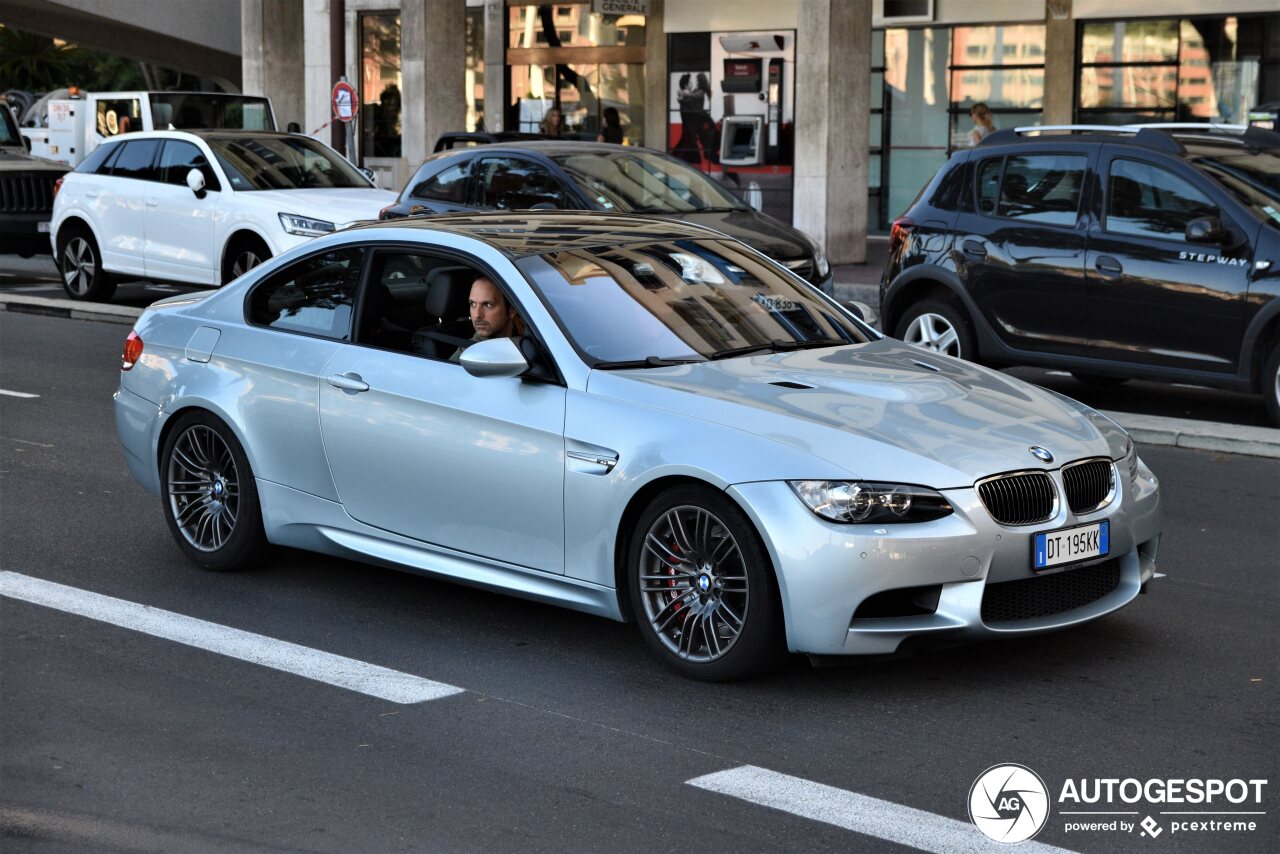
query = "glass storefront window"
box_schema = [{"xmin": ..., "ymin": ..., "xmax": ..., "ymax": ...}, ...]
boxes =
[
  {"xmin": 949, "ymin": 24, "xmax": 1044, "ymax": 152},
  {"xmin": 510, "ymin": 62, "xmax": 644, "ymax": 144},
  {"xmin": 883, "ymin": 27, "xmax": 952, "ymax": 222},
  {"xmin": 1080, "ymin": 19, "xmax": 1179, "ymax": 65},
  {"xmin": 466, "ymin": 6, "xmax": 485, "ymax": 131},
  {"xmin": 360, "ymin": 13, "xmax": 401, "ymax": 158},
  {"xmin": 508, "ymin": 3, "xmax": 644, "ymax": 49}
]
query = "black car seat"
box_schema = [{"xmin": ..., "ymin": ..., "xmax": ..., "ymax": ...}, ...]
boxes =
[{"xmin": 411, "ymin": 267, "xmax": 476, "ymax": 359}]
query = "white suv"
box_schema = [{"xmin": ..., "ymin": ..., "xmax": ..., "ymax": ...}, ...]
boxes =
[{"xmin": 50, "ymin": 130, "xmax": 396, "ymax": 300}]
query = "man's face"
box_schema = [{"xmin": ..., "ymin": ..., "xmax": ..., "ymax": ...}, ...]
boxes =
[{"xmin": 468, "ymin": 278, "xmax": 514, "ymax": 340}]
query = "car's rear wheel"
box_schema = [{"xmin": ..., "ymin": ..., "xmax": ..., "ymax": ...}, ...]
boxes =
[
  {"xmin": 1071, "ymin": 372, "xmax": 1129, "ymax": 388},
  {"xmin": 58, "ymin": 227, "xmax": 116, "ymax": 302},
  {"xmin": 895, "ymin": 297, "xmax": 976, "ymax": 361},
  {"xmin": 222, "ymin": 235, "xmax": 272, "ymax": 284},
  {"xmin": 1263, "ymin": 344, "xmax": 1280, "ymax": 427},
  {"xmin": 627, "ymin": 485, "xmax": 784, "ymax": 681},
  {"xmin": 160, "ymin": 411, "xmax": 268, "ymax": 572}
]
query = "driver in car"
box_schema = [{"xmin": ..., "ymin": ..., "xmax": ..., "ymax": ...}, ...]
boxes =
[{"xmin": 450, "ymin": 276, "xmax": 524, "ymax": 363}]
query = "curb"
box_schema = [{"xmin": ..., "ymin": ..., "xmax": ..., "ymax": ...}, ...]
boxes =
[
  {"xmin": 0, "ymin": 293, "xmax": 141, "ymax": 325},
  {"xmin": 3, "ymin": 291, "xmax": 1279, "ymax": 459}
]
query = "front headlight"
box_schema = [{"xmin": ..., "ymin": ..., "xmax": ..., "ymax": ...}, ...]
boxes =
[
  {"xmin": 1122, "ymin": 435, "xmax": 1139, "ymax": 486},
  {"xmin": 789, "ymin": 481, "xmax": 953, "ymax": 523},
  {"xmin": 278, "ymin": 212, "xmax": 336, "ymax": 236}
]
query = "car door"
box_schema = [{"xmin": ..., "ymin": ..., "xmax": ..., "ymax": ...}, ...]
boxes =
[
  {"xmin": 470, "ymin": 155, "xmax": 570, "ymax": 210},
  {"xmin": 143, "ymin": 139, "xmax": 220, "ymax": 284},
  {"xmin": 317, "ymin": 247, "xmax": 567, "ymax": 574},
  {"xmin": 96, "ymin": 138, "xmax": 161, "ymax": 277},
  {"xmin": 952, "ymin": 147, "xmax": 1094, "ymax": 357},
  {"xmin": 1084, "ymin": 149, "xmax": 1252, "ymax": 374}
]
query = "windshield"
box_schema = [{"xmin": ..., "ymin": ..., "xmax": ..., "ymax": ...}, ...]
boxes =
[
  {"xmin": 551, "ymin": 150, "xmax": 747, "ymax": 214},
  {"xmin": 1195, "ymin": 149, "xmax": 1280, "ymax": 229},
  {"xmin": 517, "ymin": 238, "xmax": 868, "ymax": 366},
  {"xmin": 0, "ymin": 106, "xmax": 18, "ymax": 145},
  {"xmin": 208, "ymin": 136, "xmax": 371, "ymax": 191},
  {"xmin": 150, "ymin": 94, "xmax": 275, "ymax": 131}
]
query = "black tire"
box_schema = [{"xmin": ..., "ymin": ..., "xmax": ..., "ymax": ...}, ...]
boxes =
[
  {"xmin": 222, "ymin": 235, "xmax": 272, "ymax": 285},
  {"xmin": 1263, "ymin": 344, "xmax": 1280, "ymax": 427},
  {"xmin": 160, "ymin": 411, "xmax": 269, "ymax": 572},
  {"xmin": 1071, "ymin": 372, "xmax": 1129, "ymax": 388},
  {"xmin": 627, "ymin": 485, "xmax": 785, "ymax": 681},
  {"xmin": 57, "ymin": 226, "xmax": 117, "ymax": 302},
  {"xmin": 894, "ymin": 297, "xmax": 977, "ymax": 361}
]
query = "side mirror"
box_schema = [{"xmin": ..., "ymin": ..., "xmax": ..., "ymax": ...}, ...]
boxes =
[
  {"xmin": 459, "ymin": 336, "xmax": 529, "ymax": 378},
  {"xmin": 1185, "ymin": 216, "xmax": 1225, "ymax": 244},
  {"xmin": 842, "ymin": 299, "xmax": 879, "ymax": 329},
  {"xmin": 185, "ymin": 167, "xmax": 207, "ymax": 199}
]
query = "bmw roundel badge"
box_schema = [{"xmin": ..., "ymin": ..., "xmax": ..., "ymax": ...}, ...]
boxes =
[{"xmin": 1029, "ymin": 446, "xmax": 1054, "ymax": 463}]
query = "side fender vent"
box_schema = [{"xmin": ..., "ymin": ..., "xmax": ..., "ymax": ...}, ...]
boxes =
[{"xmin": 769, "ymin": 380, "xmax": 813, "ymax": 390}]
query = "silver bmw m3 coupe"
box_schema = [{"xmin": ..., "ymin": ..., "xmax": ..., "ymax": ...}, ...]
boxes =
[{"xmin": 114, "ymin": 212, "xmax": 1161, "ymax": 681}]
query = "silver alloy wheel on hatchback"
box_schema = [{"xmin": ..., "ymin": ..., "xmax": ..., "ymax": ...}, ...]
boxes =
[
  {"xmin": 903, "ymin": 311, "xmax": 960, "ymax": 356},
  {"xmin": 230, "ymin": 248, "xmax": 263, "ymax": 279},
  {"xmin": 167, "ymin": 424, "xmax": 241, "ymax": 552},
  {"xmin": 638, "ymin": 504, "xmax": 749, "ymax": 662},
  {"xmin": 62, "ymin": 236, "xmax": 96, "ymax": 296}
]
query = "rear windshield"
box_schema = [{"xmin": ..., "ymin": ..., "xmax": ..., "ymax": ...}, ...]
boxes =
[{"xmin": 1194, "ymin": 149, "xmax": 1280, "ymax": 230}]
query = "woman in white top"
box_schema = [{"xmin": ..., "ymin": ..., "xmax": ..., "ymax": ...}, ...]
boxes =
[{"xmin": 969, "ymin": 102, "xmax": 996, "ymax": 146}]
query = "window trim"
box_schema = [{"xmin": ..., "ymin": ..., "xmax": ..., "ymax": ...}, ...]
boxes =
[
  {"xmin": 972, "ymin": 151, "xmax": 1090, "ymax": 228},
  {"xmin": 242, "ymin": 244, "xmax": 370, "ymax": 342},
  {"xmin": 1101, "ymin": 155, "xmax": 1222, "ymax": 244}
]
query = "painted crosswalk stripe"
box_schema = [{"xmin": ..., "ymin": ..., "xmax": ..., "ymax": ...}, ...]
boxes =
[
  {"xmin": 0, "ymin": 389, "xmax": 40, "ymax": 398},
  {"xmin": 686, "ymin": 765, "xmax": 1074, "ymax": 854},
  {"xmin": 0, "ymin": 571, "xmax": 463, "ymax": 704}
]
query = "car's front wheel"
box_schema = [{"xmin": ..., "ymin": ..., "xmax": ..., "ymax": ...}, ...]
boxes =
[
  {"xmin": 222, "ymin": 235, "xmax": 272, "ymax": 284},
  {"xmin": 1263, "ymin": 343, "xmax": 1280, "ymax": 427},
  {"xmin": 58, "ymin": 227, "xmax": 117, "ymax": 302},
  {"xmin": 627, "ymin": 485, "xmax": 784, "ymax": 681},
  {"xmin": 160, "ymin": 411, "xmax": 268, "ymax": 572},
  {"xmin": 895, "ymin": 297, "xmax": 976, "ymax": 361}
]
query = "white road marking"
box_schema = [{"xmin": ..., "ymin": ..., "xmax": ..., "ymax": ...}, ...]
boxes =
[
  {"xmin": 1045, "ymin": 371, "xmax": 1071, "ymax": 377},
  {"xmin": 1155, "ymin": 572, "xmax": 1167, "ymax": 578},
  {"xmin": 686, "ymin": 765, "xmax": 1074, "ymax": 853},
  {"xmin": 0, "ymin": 389, "xmax": 40, "ymax": 399},
  {"xmin": 0, "ymin": 571, "xmax": 463, "ymax": 704}
]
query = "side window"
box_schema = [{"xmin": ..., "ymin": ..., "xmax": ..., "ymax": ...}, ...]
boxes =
[
  {"xmin": 110, "ymin": 140, "xmax": 161, "ymax": 181},
  {"xmin": 76, "ymin": 141, "xmax": 121, "ymax": 175},
  {"xmin": 248, "ymin": 247, "xmax": 364, "ymax": 340},
  {"xmin": 158, "ymin": 140, "xmax": 221, "ymax": 190},
  {"xmin": 996, "ymin": 155, "xmax": 1086, "ymax": 226},
  {"xmin": 410, "ymin": 161, "xmax": 470, "ymax": 203},
  {"xmin": 1106, "ymin": 159, "xmax": 1219, "ymax": 242},
  {"xmin": 976, "ymin": 158, "xmax": 1002, "ymax": 214},
  {"xmin": 475, "ymin": 157, "xmax": 565, "ymax": 209},
  {"xmin": 96, "ymin": 98, "xmax": 143, "ymax": 138}
]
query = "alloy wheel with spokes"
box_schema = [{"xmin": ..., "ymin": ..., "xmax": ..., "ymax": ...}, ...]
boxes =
[
  {"xmin": 160, "ymin": 412, "xmax": 268, "ymax": 571},
  {"xmin": 628, "ymin": 485, "xmax": 783, "ymax": 680},
  {"xmin": 894, "ymin": 297, "xmax": 976, "ymax": 362},
  {"xmin": 639, "ymin": 504, "xmax": 749, "ymax": 663},
  {"xmin": 230, "ymin": 249, "xmax": 262, "ymax": 279},
  {"xmin": 223, "ymin": 236, "xmax": 272, "ymax": 284},
  {"xmin": 168, "ymin": 424, "xmax": 241, "ymax": 552},
  {"xmin": 58, "ymin": 230, "xmax": 116, "ymax": 301},
  {"xmin": 902, "ymin": 312, "xmax": 959, "ymax": 355}
]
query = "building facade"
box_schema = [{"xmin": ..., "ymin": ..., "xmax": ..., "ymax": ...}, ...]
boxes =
[{"xmin": 240, "ymin": 0, "xmax": 1280, "ymax": 262}]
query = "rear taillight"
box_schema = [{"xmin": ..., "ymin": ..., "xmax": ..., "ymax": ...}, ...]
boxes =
[
  {"xmin": 53, "ymin": 177, "xmax": 64, "ymax": 198},
  {"xmin": 122, "ymin": 331, "xmax": 143, "ymax": 371},
  {"xmin": 889, "ymin": 217, "xmax": 914, "ymax": 256}
]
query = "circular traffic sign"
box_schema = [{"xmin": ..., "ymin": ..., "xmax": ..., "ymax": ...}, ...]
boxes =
[{"xmin": 332, "ymin": 81, "xmax": 358, "ymax": 123}]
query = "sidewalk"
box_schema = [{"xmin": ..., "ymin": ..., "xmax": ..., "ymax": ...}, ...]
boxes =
[{"xmin": 3, "ymin": 288, "xmax": 1279, "ymax": 459}]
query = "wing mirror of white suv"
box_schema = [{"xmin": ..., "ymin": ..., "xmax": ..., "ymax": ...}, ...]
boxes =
[{"xmin": 186, "ymin": 168, "xmax": 207, "ymax": 199}]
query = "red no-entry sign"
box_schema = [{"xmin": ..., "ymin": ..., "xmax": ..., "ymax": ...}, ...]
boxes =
[{"xmin": 332, "ymin": 81, "xmax": 358, "ymax": 123}]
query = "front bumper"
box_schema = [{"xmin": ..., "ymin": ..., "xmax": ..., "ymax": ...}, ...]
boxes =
[{"xmin": 728, "ymin": 458, "xmax": 1161, "ymax": 656}]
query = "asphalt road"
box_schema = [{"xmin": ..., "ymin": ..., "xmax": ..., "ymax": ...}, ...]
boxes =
[{"xmin": 1, "ymin": 311, "xmax": 1277, "ymax": 853}]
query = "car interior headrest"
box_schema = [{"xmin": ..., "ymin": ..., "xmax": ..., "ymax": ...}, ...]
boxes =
[{"xmin": 425, "ymin": 267, "xmax": 475, "ymax": 319}]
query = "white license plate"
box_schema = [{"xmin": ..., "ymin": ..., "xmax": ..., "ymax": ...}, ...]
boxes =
[
  {"xmin": 1034, "ymin": 520, "xmax": 1109, "ymax": 571},
  {"xmin": 37, "ymin": 221, "xmax": 50, "ymax": 233}
]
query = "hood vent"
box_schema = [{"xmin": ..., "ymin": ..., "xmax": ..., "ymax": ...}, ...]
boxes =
[
  {"xmin": 911, "ymin": 359, "xmax": 942, "ymax": 372},
  {"xmin": 769, "ymin": 380, "xmax": 814, "ymax": 390}
]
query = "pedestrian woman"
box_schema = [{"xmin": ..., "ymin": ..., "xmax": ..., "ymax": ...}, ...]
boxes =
[
  {"xmin": 969, "ymin": 102, "xmax": 996, "ymax": 146},
  {"xmin": 540, "ymin": 106, "xmax": 563, "ymax": 137},
  {"xmin": 597, "ymin": 107, "xmax": 624, "ymax": 144}
]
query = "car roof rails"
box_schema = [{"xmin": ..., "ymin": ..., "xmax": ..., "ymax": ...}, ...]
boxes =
[
  {"xmin": 978, "ymin": 124, "xmax": 1184, "ymax": 154},
  {"xmin": 433, "ymin": 131, "xmax": 549, "ymax": 152}
]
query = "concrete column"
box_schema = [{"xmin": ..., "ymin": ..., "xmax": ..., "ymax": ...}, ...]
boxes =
[
  {"xmin": 794, "ymin": 0, "xmax": 869, "ymax": 265},
  {"xmin": 484, "ymin": 0, "xmax": 507, "ymax": 131},
  {"xmin": 642, "ymin": 0, "xmax": 666, "ymax": 150},
  {"xmin": 1043, "ymin": 0, "xmax": 1076, "ymax": 126},
  {"xmin": 402, "ymin": 0, "xmax": 467, "ymax": 167},
  {"xmin": 241, "ymin": 0, "xmax": 305, "ymax": 131},
  {"xmin": 302, "ymin": 0, "xmax": 336, "ymax": 139}
]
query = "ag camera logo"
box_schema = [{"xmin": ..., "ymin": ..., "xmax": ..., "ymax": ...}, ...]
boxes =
[{"xmin": 969, "ymin": 764, "xmax": 1051, "ymax": 843}]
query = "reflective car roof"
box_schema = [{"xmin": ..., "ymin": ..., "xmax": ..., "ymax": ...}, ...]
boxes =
[{"xmin": 345, "ymin": 211, "xmax": 723, "ymax": 257}]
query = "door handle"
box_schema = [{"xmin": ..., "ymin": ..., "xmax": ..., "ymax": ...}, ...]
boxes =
[
  {"xmin": 962, "ymin": 239, "xmax": 987, "ymax": 259},
  {"xmin": 84, "ymin": 189, "xmax": 102, "ymax": 199},
  {"xmin": 1095, "ymin": 256, "xmax": 1123, "ymax": 275},
  {"xmin": 327, "ymin": 372, "xmax": 369, "ymax": 392},
  {"xmin": 145, "ymin": 198, "xmax": 159, "ymax": 208}
]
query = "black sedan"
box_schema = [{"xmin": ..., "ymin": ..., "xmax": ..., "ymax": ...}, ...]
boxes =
[{"xmin": 379, "ymin": 140, "xmax": 832, "ymax": 293}]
